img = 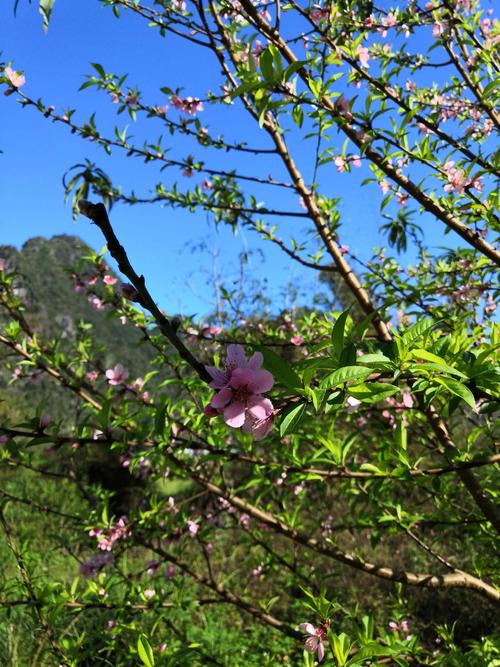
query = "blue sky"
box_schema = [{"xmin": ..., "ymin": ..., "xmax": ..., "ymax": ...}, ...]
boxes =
[{"xmin": 0, "ymin": 1, "xmax": 471, "ymax": 320}]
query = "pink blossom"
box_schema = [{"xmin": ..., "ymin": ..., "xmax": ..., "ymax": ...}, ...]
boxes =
[
  {"xmin": 433, "ymin": 22, "xmax": 444, "ymax": 38},
  {"xmin": 106, "ymin": 620, "xmax": 117, "ymax": 629},
  {"xmin": 297, "ymin": 623, "xmax": 327, "ymax": 663},
  {"xmin": 4, "ymin": 66, "xmax": 25, "ymax": 89},
  {"xmin": 310, "ymin": 6, "xmax": 329, "ymax": 22},
  {"xmin": 401, "ymin": 390, "xmax": 414, "ymax": 408},
  {"xmin": 290, "ymin": 335, "xmax": 304, "ymax": 346},
  {"xmin": 86, "ymin": 370, "xmax": 99, "ymax": 382},
  {"xmin": 346, "ymin": 396, "xmax": 361, "ymax": 412},
  {"xmin": 251, "ymin": 563, "xmax": 264, "ymax": 577},
  {"xmin": 350, "ymin": 155, "xmax": 362, "ymax": 168},
  {"xmin": 395, "ymin": 192, "xmax": 409, "ymax": 207},
  {"xmin": 89, "ymin": 295, "xmax": 104, "ymax": 311},
  {"xmin": 132, "ymin": 377, "xmax": 145, "ymax": 391},
  {"xmin": 172, "ymin": 0, "xmax": 186, "ymax": 10},
  {"xmin": 357, "ymin": 46, "xmax": 370, "ymax": 68},
  {"xmin": 206, "ymin": 345, "xmax": 275, "ymax": 439},
  {"xmin": 187, "ymin": 520, "xmax": 200, "ymax": 537},
  {"xmin": 334, "ymin": 157, "xmax": 347, "ymax": 173},
  {"xmin": 103, "ymin": 275, "xmax": 117, "ymax": 285},
  {"xmin": 166, "ymin": 565, "xmax": 177, "ymax": 579},
  {"xmin": 340, "ymin": 244, "xmax": 349, "ymax": 256},
  {"xmin": 252, "ymin": 40, "xmax": 264, "ymax": 64},
  {"xmin": 202, "ymin": 325, "xmax": 221, "ymax": 337},
  {"xmin": 443, "ymin": 161, "xmax": 468, "ymax": 194},
  {"xmin": 0, "ymin": 259, "xmax": 5, "ymax": 271},
  {"xmin": 380, "ymin": 12, "xmax": 397, "ymax": 37},
  {"xmin": 144, "ymin": 589, "xmax": 155, "ymax": 599},
  {"xmin": 201, "ymin": 179, "xmax": 213, "ymax": 190},
  {"xmin": 379, "ymin": 180, "xmax": 392, "ymax": 194},
  {"xmin": 484, "ymin": 294, "xmax": 496, "ymax": 315},
  {"xmin": 105, "ymin": 363, "xmax": 130, "ymax": 386},
  {"xmin": 206, "ymin": 344, "xmax": 264, "ymax": 389},
  {"xmin": 239, "ymin": 513, "xmax": 250, "ymax": 528},
  {"xmin": 39, "ymin": 413, "xmax": 51, "ymax": 429}
]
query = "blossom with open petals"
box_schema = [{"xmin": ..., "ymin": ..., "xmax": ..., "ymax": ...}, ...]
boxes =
[
  {"xmin": 297, "ymin": 623, "xmax": 327, "ymax": 662},
  {"xmin": 206, "ymin": 344, "xmax": 275, "ymax": 440},
  {"xmin": 4, "ymin": 66, "xmax": 25, "ymax": 89},
  {"xmin": 105, "ymin": 363, "xmax": 129, "ymax": 386},
  {"xmin": 357, "ymin": 46, "xmax": 370, "ymax": 68}
]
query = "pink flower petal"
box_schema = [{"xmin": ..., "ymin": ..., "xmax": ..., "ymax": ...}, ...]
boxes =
[
  {"xmin": 226, "ymin": 344, "xmax": 246, "ymax": 368},
  {"xmin": 252, "ymin": 416, "xmax": 274, "ymax": 441},
  {"xmin": 247, "ymin": 351, "xmax": 263, "ymax": 371},
  {"xmin": 211, "ymin": 387, "xmax": 233, "ymax": 409},
  {"xmin": 223, "ymin": 401, "xmax": 247, "ymax": 428},
  {"xmin": 247, "ymin": 396, "xmax": 273, "ymax": 420},
  {"xmin": 298, "ymin": 623, "xmax": 316, "ymax": 635},
  {"xmin": 229, "ymin": 367, "xmax": 255, "ymax": 389},
  {"xmin": 317, "ymin": 641, "xmax": 325, "ymax": 662},
  {"xmin": 205, "ymin": 366, "xmax": 228, "ymax": 388},
  {"xmin": 247, "ymin": 369, "xmax": 274, "ymax": 393}
]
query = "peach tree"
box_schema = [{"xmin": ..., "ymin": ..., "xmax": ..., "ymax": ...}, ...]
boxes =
[{"xmin": 0, "ymin": 0, "xmax": 498, "ymax": 664}]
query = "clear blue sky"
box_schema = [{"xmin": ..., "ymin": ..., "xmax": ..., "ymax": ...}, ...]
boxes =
[{"xmin": 0, "ymin": 1, "xmax": 462, "ymax": 319}]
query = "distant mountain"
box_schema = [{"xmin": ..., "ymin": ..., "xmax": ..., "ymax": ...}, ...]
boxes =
[{"xmin": 0, "ymin": 234, "xmax": 157, "ymax": 422}]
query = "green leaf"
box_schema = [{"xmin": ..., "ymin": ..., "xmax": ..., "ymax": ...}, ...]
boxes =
[
  {"xmin": 356, "ymin": 353, "xmax": 395, "ymax": 371},
  {"xmin": 331, "ymin": 632, "xmax": 352, "ymax": 666},
  {"xmin": 154, "ymin": 396, "xmax": 168, "ymax": 438},
  {"xmin": 137, "ymin": 635, "xmax": 155, "ymax": 667},
  {"xmin": 39, "ymin": 0, "xmax": 56, "ymax": 32},
  {"xmin": 255, "ymin": 346, "xmax": 302, "ymax": 390},
  {"xmin": 280, "ymin": 402, "xmax": 306, "ymax": 437},
  {"xmin": 347, "ymin": 642, "xmax": 396, "ymax": 665},
  {"xmin": 402, "ymin": 318, "xmax": 436, "ymax": 345},
  {"xmin": 260, "ymin": 49, "xmax": 275, "ymax": 81},
  {"xmin": 348, "ymin": 382, "xmax": 400, "ymax": 402},
  {"xmin": 292, "ymin": 104, "xmax": 304, "ymax": 128},
  {"xmin": 434, "ymin": 377, "xmax": 477, "ymax": 411},
  {"xmin": 407, "ymin": 362, "xmax": 467, "ymax": 379},
  {"xmin": 90, "ymin": 62, "xmax": 106, "ymax": 78},
  {"xmin": 409, "ymin": 349, "xmax": 466, "ymax": 377},
  {"xmin": 331, "ymin": 308, "xmax": 351, "ymax": 360},
  {"xmin": 320, "ymin": 366, "xmax": 371, "ymax": 390}
]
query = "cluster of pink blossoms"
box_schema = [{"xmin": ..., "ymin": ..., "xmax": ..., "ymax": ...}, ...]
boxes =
[
  {"xmin": 334, "ymin": 155, "xmax": 362, "ymax": 173},
  {"xmin": 170, "ymin": 95, "xmax": 203, "ymax": 115},
  {"xmin": 443, "ymin": 161, "xmax": 482, "ymax": 194},
  {"xmin": 89, "ymin": 517, "xmax": 130, "ymax": 551},
  {"xmin": 204, "ymin": 344, "xmax": 275, "ymax": 440}
]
